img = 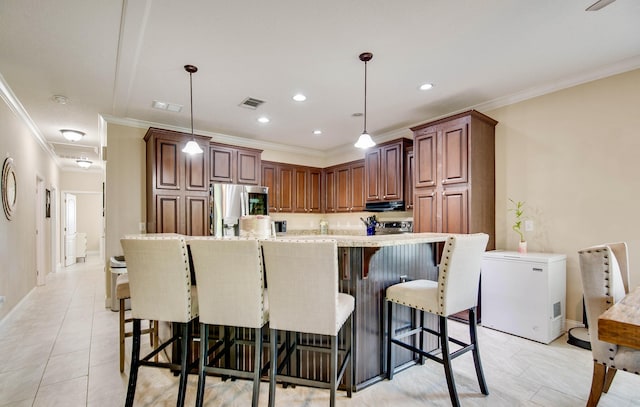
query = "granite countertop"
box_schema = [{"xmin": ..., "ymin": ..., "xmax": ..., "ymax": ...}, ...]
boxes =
[
  {"xmin": 274, "ymin": 232, "xmax": 450, "ymax": 247},
  {"xmin": 126, "ymin": 232, "xmax": 451, "ymax": 247}
]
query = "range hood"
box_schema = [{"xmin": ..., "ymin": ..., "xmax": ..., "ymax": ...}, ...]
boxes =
[{"xmin": 365, "ymin": 201, "xmax": 405, "ymax": 212}]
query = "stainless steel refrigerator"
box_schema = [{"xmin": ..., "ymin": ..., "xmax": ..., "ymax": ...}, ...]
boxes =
[{"xmin": 209, "ymin": 183, "xmax": 268, "ymax": 237}]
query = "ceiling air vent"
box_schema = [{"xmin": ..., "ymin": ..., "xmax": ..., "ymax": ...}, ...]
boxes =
[{"xmin": 239, "ymin": 97, "xmax": 265, "ymax": 110}]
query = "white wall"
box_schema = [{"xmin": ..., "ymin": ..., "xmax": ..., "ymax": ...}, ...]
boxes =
[
  {"xmin": 488, "ymin": 68, "xmax": 640, "ymax": 322},
  {"xmin": 0, "ymin": 94, "xmax": 60, "ymax": 320}
]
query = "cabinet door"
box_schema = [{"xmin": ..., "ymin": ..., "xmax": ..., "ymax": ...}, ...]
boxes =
[
  {"xmin": 185, "ymin": 143, "xmax": 208, "ymax": 191},
  {"xmin": 262, "ymin": 163, "xmax": 278, "ymax": 213},
  {"xmin": 155, "ymin": 138, "xmax": 181, "ymax": 190},
  {"xmin": 185, "ymin": 195, "xmax": 208, "ymax": 236},
  {"xmin": 441, "ymin": 187, "xmax": 468, "ymax": 234},
  {"xmin": 414, "ymin": 189, "xmax": 437, "ymax": 233},
  {"xmin": 237, "ymin": 149, "xmax": 260, "ymax": 185},
  {"xmin": 308, "ymin": 169, "xmax": 322, "ymax": 213},
  {"xmin": 278, "ymin": 166, "xmax": 294, "ymax": 212},
  {"xmin": 381, "ymin": 143, "xmax": 402, "ymax": 201},
  {"xmin": 405, "ymin": 149, "xmax": 414, "ymax": 209},
  {"xmin": 414, "ymin": 130, "xmax": 437, "ymax": 188},
  {"xmin": 156, "ymin": 194, "xmax": 182, "ymax": 234},
  {"xmin": 441, "ymin": 118, "xmax": 469, "ymax": 185},
  {"xmin": 336, "ymin": 166, "xmax": 351, "ymax": 212},
  {"xmin": 351, "ymin": 162, "xmax": 366, "ymax": 211},
  {"xmin": 210, "ymin": 145, "xmax": 234, "ymax": 183},
  {"xmin": 293, "ymin": 167, "xmax": 308, "ymax": 213},
  {"xmin": 365, "ymin": 149, "xmax": 381, "ymax": 201},
  {"xmin": 324, "ymin": 168, "xmax": 336, "ymax": 213}
]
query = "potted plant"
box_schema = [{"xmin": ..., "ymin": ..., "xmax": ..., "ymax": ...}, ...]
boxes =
[{"xmin": 509, "ymin": 198, "xmax": 527, "ymax": 253}]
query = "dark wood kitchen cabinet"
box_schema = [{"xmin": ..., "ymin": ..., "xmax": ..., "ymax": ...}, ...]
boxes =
[
  {"xmin": 145, "ymin": 127, "xmax": 210, "ymax": 235},
  {"xmin": 365, "ymin": 138, "xmax": 412, "ymax": 203},
  {"xmin": 293, "ymin": 166, "xmax": 322, "ymax": 213},
  {"xmin": 405, "ymin": 146, "xmax": 414, "ymax": 210},
  {"xmin": 209, "ymin": 142, "xmax": 262, "ymax": 185},
  {"xmin": 326, "ymin": 159, "xmax": 365, "ymax": 213},
  {"xmin": 411, "ymin": 110, "xmax": 497, "ymax": 250},
  {"xmin": 262, "ymin": 162, "xmax": 321, "ymax": 213}
]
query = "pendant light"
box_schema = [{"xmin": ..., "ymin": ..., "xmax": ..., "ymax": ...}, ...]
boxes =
[
  {"xmin": 182, "ymin": 64, "xmax": 204, "ymax": 154},
  {"xmin": 354, "ymin": 52, "xmax": 376, "ymax": 149}
]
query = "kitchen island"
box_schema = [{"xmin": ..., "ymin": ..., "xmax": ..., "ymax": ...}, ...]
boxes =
[{"xmin": 275, "ymin": 232, "xmax": 449, "ymax": 390}]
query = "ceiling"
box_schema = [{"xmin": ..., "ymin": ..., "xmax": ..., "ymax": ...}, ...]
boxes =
[{"xmin": 1, "ymin": 0, "xmax": 639, "ymax": 170}]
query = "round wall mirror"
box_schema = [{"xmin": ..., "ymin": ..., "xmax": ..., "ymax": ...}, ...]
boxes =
[{"xmin": 2, "ymin": 157, "xmax": 17, "ymax": 220}]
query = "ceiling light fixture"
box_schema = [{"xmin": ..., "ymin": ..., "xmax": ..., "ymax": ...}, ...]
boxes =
[
  {"xmin": 182, "ymin": 64, "xmax": 203, "ymax": 155},
  {"xmin": 354, "ymin": 52, "xmax": 376, "ymax": 149},
  {"xmin": 52, "ymin": 95, "xmax": 69, "ymax": 104},
  {"xmin": 313, "ymin": 130, "xmax": 322, "ymax": 135},
  {"xmin": 293, "ymin": 93, "xmax": 307, "ymax": 102},
  {"xmin": 60, "ymin": 129, "xmax": 85, "ymax": 142},
  {"xmin": 419, "ymin": 83, "xmax": 434, "ymax": 91},
  {"xmin": 257, "ymin": 116, "xmax": 270, "ymax": 124},
  {"xmin": 76, "ymin": 158, "xmax": 92, "ymax": 169}
]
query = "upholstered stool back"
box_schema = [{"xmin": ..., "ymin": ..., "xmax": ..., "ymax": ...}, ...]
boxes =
[
  {"xmin": 438, "ymin": 233, "xmax": 490, "ymax": 316},
  {"xmin": 261, "ymin": 239, "xmax": 352, "ymax": 336},
  {"xmin": 121, "ymin": 235, "xmax": 197, "ymax": 323},
  {"xmin": 189, "ymin": 237, "xmax": 267, "ymax": 328}
]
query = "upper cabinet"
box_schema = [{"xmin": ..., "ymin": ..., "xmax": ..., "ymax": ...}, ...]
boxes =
[
  {"xmin": 411, "ymin": 110, "xmax": 497, "ymax": 249},
  {"xmin": 209, "ymin": 142, "xmax": 262, "ymax": 185},
  {"xmin": 144, "ymin": 127, "xmax": 210, "ymax": 235},
  {"xmin": 262, "ymin": 161, "xmax": 322, "ymax": 213},
  {"xmin": 325, "ymin": 159, "xmax": 365, "ymax": 213},
  {"xmin": 365, "ymin": 138, "xmax": 413, "ymax": 203}
]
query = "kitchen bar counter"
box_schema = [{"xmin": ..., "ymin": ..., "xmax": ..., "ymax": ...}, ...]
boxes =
[{"xmin": 128, "ymin": 232, "xmax": 448, "ymax": 390}]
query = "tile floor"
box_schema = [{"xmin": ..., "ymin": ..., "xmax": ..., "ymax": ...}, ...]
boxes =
[{"xmin": 1, "ymin": 254, "xmax": 638, "ymax": 406}]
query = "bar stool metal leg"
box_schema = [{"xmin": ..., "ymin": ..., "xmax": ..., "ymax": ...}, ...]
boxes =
[{"xmin": 469, "ymin": 308, "xmax": 489, "ymax": 395}]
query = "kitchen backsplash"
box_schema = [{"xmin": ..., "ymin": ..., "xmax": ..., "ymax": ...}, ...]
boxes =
[{"xmin": 268, "ymin": 211, "xmax": 413, "ymax": 235}]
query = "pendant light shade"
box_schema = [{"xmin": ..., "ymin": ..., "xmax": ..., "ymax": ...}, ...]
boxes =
[
  {"xmin": 182, "ymin": 64, "xmax": 203, "ymax": 155},
  {"xmin": 355, "ymin": 52, "xmax": 376, "ymax": 149}
]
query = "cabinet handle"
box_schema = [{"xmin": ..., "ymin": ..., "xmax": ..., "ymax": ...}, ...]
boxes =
[{"xmin": 532, "ymin": 267, "xmax": 543, "ymax": 272}]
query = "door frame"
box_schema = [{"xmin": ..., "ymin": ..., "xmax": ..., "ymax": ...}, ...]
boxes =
[{"xmin": 36, "ymin": 175, "xmax": 46, "ymax": 285}]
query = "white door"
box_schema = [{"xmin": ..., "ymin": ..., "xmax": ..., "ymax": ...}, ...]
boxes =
[{"xmin": 64, "ymin": 193, "xmax": 77, "ymax": 266}]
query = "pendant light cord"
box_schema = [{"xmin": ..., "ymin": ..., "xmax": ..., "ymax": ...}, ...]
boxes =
[
  {"xmin": 189, "ymin": 70, "xmax": 194, "ymax": 138},
  {"xmin": 363, "ymin": 59, "xmax": 368, "ymax": 134}
]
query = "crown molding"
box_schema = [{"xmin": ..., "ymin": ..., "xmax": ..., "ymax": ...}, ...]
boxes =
[
  {"xmin": 0, "ymin": 72, "xmax": 61, "ymax": 166},
  {"xmin": 100, "ymin": 114, "xmax": 326, "ymax": 158}
]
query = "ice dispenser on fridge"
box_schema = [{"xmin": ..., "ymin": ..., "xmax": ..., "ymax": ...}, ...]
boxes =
[{"xmin": 210, "ymin": 183, "xmax": 268, "ymax": 237}]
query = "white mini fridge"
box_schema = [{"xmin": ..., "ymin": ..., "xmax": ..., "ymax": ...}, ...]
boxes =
[{"xmin": 481, "ymin": 251, "xmax": 566, "ymax": 344}]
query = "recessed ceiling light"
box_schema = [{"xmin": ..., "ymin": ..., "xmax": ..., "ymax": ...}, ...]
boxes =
[
  {"xmin": 152, "ymin": 100, "xmax": 183, "ymax": 112},
  {"xmin": 293, "ymin": 93, "xmax": 307, "ymax": 102},
  {"xmin": 313, "ymin": 130, "xmax": 322, "ymax": 135},
  {"xmin": 257, "ymin": 116, "xmax": 270, "ymax": 124},
  {"xmin": 419, "ymin": 83, "xmax": 434, "ymax": 91},
  {"xmin": 52, "ymin": 95, "xmax": 69, "ymax": 104}
]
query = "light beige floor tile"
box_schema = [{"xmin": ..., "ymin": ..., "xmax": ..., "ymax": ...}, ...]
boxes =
[
  {"xmin": 33, "ymin": 376, "xmax": 88, "ymax": 407},
  {"xmin": 2, "ymin": 254, "xmax": 640, "ymax": 406},
  {"xmin": 40, "ymin": 348, "xmax": 89, "ymax": 386}
]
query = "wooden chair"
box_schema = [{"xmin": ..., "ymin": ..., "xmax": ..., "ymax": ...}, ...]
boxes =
[{"xmin": 115, "ymin": 273, "xmax": 158, "ymax": 373}]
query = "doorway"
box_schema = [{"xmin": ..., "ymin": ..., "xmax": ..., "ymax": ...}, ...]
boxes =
[{"xmin": 64, "ymin": 192, "xmax": 77, "ymax": 267}]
